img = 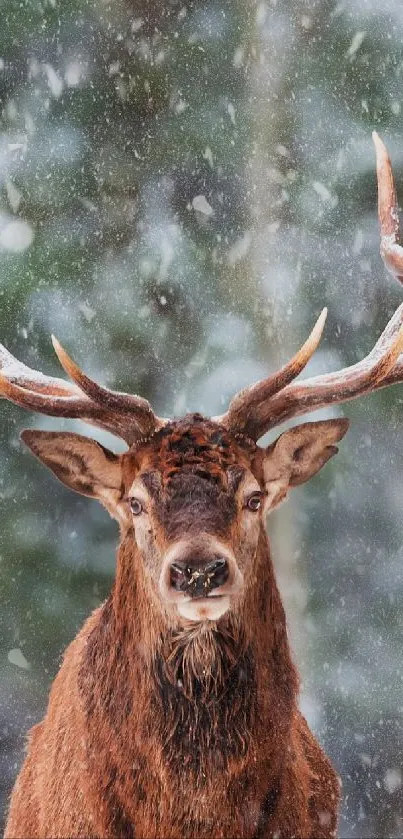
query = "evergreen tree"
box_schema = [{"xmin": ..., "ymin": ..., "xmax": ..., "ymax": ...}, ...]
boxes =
[{"xmin": 1, "ymin": 1, "xmax": 403, "ymax": 834}]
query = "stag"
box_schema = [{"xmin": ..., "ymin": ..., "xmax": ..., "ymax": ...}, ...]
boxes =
[{"xmin": 3, "ymin": 133, "xmax": 403, "ymax": 839}]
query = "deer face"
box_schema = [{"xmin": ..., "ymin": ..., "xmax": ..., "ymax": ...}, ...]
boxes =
[
  {"xmin": 21, "ymin": 413, "xmax": 348, "ymax": 625},
  {"xmin": 122, "ymin": 416, "xmax": 262, "ymax": 622}
]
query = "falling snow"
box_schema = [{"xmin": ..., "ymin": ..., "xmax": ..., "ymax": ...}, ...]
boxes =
[
  {"xmin": 1, "ymin": 2, "xmax": 403, "ymax": 838},
  {"xmin": 191, "ymin": 195, "xmax": 214, "ymax": 216}
]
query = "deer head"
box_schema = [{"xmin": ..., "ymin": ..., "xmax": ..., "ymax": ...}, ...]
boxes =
[{"xmin": 2, "ymin": 133, "xmax": 403, "ymax": 627}]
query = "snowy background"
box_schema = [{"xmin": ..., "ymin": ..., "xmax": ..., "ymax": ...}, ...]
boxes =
[{"xmin": 1, "ymin": 1, "xmax": 403, "ymax": 835}]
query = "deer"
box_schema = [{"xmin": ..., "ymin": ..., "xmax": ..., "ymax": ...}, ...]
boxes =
[{"xmin": 3, "ymin": 133, "xmax": 403, "ymax": 839}]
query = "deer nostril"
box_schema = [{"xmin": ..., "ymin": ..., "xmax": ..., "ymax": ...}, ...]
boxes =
[
  {"xmin": 170, "ymin": 563, "xmax": 190, "ymax": 592},
  {"xmin": 206, "ymin": 558, "xmax": 229, "ymax": 590},
  {"xmin": 205, "ymin": 558, "xmax": 226, "ymax": 576}
]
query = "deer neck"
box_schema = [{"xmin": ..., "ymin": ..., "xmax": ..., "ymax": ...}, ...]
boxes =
[
  {"xmin": 75, "ymin": 528, "xmax": 299, "ymax": 839},
  {"xmin": 104, "ymin": 527, "xmax": 299, "ymax": 730},
  {"xmin": 78, "ymin": 526, "xmax": 299, "ymax": 831},
  {"xmin": 81, "ymin": 526, "xmax": 299, "ymax": 727}
]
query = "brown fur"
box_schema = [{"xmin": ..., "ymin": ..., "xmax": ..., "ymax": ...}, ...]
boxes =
[{"xmin": 5, "ymin": 416, "xmax": 341, "ymax": 839}]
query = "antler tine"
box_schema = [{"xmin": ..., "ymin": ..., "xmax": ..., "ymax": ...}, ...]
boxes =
[
  {"xmin": 373, "ymin": 131, "xmax": 403, "ymax": 284},
  {"xmin": 0, "ymin": 342, "xmax": 81, "ymax": 396},
  {"xmin": 216, "ymin": 308, "xmax": 328, "ymax": 433},
  {"xmin": 51, "ymin": 336, "xmax": 159, "ymax": 434},
  {"xmin": 0, "ymin": 373, "xmax": 99, "ymax": 418},
  {"xmin": 0, "ymin": 340, "xmax": 164, "ymax": 446},
  {"xmin": 0, "ymin": 372, "xmax": 148, "ymax": 444}
]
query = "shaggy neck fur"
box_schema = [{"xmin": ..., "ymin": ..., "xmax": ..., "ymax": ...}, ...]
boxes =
[
  {"xmin": 153, "ymin": 621, "xmax": 255, "ymax": 777},
  {"xmin": 78, "ymin": 527, "xmax": 299, "ymax": 837}
]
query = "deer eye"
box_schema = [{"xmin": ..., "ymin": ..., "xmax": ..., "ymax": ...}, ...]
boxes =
[
  {"xmin": 246, "ymin": 492, "xmax": 262, "ymax": 512},
  {"xmin": 130, "ymin": 498, "xmax": 144, "ymax": 516}
]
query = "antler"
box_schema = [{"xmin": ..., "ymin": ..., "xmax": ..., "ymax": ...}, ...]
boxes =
[
  {"xmin": 0, "ymin": 341, "xmax": 164, "ymax": 445},
  {"xmin": 3, "ymin": 135, "xmax": 403, "ymax": 447},
  {"xmin": 217, "ymin": 132, "xmax": 403, "ymax": 442}
]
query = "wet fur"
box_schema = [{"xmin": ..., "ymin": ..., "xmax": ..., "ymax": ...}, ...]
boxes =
[
  {"xmin": 154, "ymin": 623, "xmax": 255, "ymax": 776},
  {"xmin": 5, "ymin": 418, "xmax": 340, "ymax": 839}
]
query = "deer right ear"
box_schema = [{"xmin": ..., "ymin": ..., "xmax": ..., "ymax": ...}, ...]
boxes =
[
  {"xmin": 262, "ymin": 419, "xmax": 349, "ymax": 512},
  {"xmin": 21, "ymin": 430, "xmax": 124, "ymax": 519}
]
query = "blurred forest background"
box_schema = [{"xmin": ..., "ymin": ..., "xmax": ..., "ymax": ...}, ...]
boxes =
[{"xmin": 1, "ymin": 0, "xmax": 403, "ymax": 835}]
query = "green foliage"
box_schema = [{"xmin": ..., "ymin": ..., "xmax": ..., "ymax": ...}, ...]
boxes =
[{"xmin": 1, "ymin": 1, "xmax": 403, "ymax": 835}]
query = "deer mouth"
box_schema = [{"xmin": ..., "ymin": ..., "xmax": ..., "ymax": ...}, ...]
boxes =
[{"xmin": 176, "ymin": 594, "xmax": 231, "ymax": 622}]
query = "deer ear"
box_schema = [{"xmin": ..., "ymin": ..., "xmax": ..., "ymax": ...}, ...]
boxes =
[
  {"xmin": 262, "ymin": 419, "xmax": 349, "ymax": 511},
  {"xmin": 20, "ymin": 430, "xmax": 123, "ymax": 517}
]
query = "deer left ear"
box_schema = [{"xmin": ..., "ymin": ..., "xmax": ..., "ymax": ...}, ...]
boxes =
[
  {"xmin": 262, "ymin": 419, "xmax": 349, "ymax": 511},
  {"xmin": 20, "ymin": 430, "xmax": 124, "ymax": 522}
]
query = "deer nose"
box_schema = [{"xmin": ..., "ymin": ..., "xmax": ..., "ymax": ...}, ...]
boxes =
[{"xmin": 170, "ymin": 558, "xmax": 229, "ymax": 597}]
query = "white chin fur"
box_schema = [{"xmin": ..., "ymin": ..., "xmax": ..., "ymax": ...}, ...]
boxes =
[{"xmin": 177, "ymin": 596, "xmax": 230, "ymax": 622}]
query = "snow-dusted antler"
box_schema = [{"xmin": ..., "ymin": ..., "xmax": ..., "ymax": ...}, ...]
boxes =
[
  {"xmin": 216, "ymin": 133, "xmax": 403, "ymax": 441},
  {"xmin": 0, "ymin": 340, "xmax": 165, "ymax": 445}
]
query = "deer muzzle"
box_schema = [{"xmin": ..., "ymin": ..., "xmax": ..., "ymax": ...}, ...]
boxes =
[{"xmin": 160, "ymin": 536, "xmax": 243, "ymax": 621}]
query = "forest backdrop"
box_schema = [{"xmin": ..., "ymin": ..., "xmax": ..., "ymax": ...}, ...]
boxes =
[{"xmin": 1, "ymin": 1, "xmax": 403, "ymax": 836}]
